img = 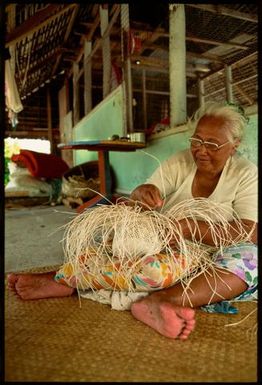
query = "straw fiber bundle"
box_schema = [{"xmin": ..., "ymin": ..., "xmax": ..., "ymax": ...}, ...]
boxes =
[{"xmin": 59, "ymin": 198, "xmax": 252, "ymax": 297}]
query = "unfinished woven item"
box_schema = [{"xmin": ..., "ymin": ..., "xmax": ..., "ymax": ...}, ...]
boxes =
[{"xmin": 55, "ymin": 198, "xmax": 251, "ymax": 294}]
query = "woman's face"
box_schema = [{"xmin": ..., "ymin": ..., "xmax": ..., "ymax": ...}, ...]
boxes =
[{"xmin": 191, "ymin": 115, "xmax": 238, "ymax": 176}]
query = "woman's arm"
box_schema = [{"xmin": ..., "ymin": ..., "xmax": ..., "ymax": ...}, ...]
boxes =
[{"xmin": 176, "ymin": 217, "xmax": 257, "ymax": 246}]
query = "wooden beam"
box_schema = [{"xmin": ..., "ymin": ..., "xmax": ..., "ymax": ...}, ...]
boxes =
[
  {"xmin": 5, "ymin": 5, "xmax": 77, "ymax": 46},
  {"xmin": 234, "ymin": 84, "xmax": 254, "ymax": 105},
  {"xmin": 76, "ymin": 38, "xmax": 102, "ymax": 80},
  {"xmin": 6, "ymin": 4, "xmax": 16, "ymax": 34},
  {"xmin": 186, "ymin": 35, "xmax": 249, "ymax": 50},
  {"xmin": 18, "ymin": 47, "xmax": 64, "ymax": 76},
  {"xmin": 201, "ymin": 51, "xmax": 257, "ymax": 81},
  {"xmin": 75, "ymin": 4, "xmax": 120, "ymax": 65},
  {"xmin": 141, "ymin": 42, "xmax": 223, "ymax": 64},
  {"xmin": 51, "ymin": 5, "xmax": 80, "ymax": 76},
  {"xmin": 231, "ymin": 51, "xmax": 257, "ymax": 67},
  {"xmin": 129, "ymin": 27, "xmax": 169, "ymax": 38},
  {"xmin": 133, "ymin": 88, "xmax": 169, "ymax": 96},
  {"xmin": 205, "ymin": 74, "xmax": 257, "ymax": 97},
  {"xmin": 232, "ymin": 74, "xmax": 257, "ymax": 86},
  {"xmin": 5, "ymin": 130, "xmax": 57, "ymax": 139},
  {"xmin": 66, "ymin": 4, "xmax": 121, "ymax": 82},
  {"xmin": 131, "ymin": 55, "xmax": 169, "ymax": 69},
  {"xmin": 186, "ymin": 50, "xmax": 223, "ymax": 64},
  {"xmin": 186, "ymin": 4, "xmax": 257, "ymax": 23},
  {"xmin": 131, "ymin": 63, "xmax": 169, "ymax": 74}
]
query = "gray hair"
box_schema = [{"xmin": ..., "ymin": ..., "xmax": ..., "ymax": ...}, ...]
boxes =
[{"xmin": 188, "ymin": 102, "xmax": 248, "ymax": 142}]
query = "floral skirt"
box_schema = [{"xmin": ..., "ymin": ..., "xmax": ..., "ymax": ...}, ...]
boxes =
[
  {"xmin": 201, "ymin": 243, "xmax": 257, "ymax": 313},
  {"xmin": 54, "ymin": 243, "xmax": 257, "ymax": 314}
]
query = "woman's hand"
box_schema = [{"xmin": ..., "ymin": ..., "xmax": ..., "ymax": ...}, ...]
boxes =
[{"xmin": 129, "ymin": 184, "xmax": 164, "ymax": 210}]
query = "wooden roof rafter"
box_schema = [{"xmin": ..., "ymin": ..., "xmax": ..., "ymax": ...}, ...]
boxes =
[
  {"xmin": 186, "ymin": 4, "xmax": 258, "ymax": 23},
  {"xmin": 186, "ymin": 35, "xmax": 250, "ymax": 51},
  {"xmin": 5, "ymin": 4, "xmax": 78, "ymax": 47},
  {"xmin": 51, "ymin": 4, "xmax": 80, "ymax": 76}
]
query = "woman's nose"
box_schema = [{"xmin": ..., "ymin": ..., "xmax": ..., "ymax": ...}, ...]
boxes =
[{"xmin": 195, "ymin": 144, "xmax": 208, "ymax": 153}]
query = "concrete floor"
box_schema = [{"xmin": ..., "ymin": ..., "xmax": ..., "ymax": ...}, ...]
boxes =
[{"xmin": 5, "ymin": 204, "xmax": 76, "ymax": 273}]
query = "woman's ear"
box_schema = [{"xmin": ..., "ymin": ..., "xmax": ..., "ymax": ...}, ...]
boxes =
[{"xmin": 231, "ymin": 138, "xmax": 240, "ymax": 155}]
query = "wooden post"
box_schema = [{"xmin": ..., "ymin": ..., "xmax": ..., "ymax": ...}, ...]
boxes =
[
  {"xmin": 100, "ymin": 5, "xmax": 111, "ymax": 98},
  {"xmin": 225, "ymin": 64, "xmax": 233, "ymax": 103},
  {"xmin": 73, "ymin": 62, "xmax": 79, "ymax": 125},
  {"xmin": 46, "ymin": 86, "xmax": 53, "ymax": 153},
  {"xmin": 169, "ymin": 4, "xmax": 187, "ymax": 127},
  {"xmin": 84, "ymin": 39, "xmax": 92, "ymax": 115},
  {"xmin": 121, "ymin": 4, "xmax": 133, "ymax": 134},
  {"xmin": 142, "ymin": 69, "xmax": 147, "ymax": 129},
  {"xmin": 198, "ymin": 77, "xmax": 205, "ymax": 107}
]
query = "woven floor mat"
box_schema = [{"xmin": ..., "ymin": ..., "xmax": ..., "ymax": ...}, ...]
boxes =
[{"xmin": 5, "ymin": 276, "xmax": 257, "ymax": 382}]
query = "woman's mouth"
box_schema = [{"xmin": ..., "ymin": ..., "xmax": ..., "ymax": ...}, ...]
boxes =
[{"xmin": 197, "ymin": 157, "xmax": 210, "ymax": 162}]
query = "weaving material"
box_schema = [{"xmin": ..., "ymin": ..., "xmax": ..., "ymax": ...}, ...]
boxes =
[{"xmin": 56, "ymin": 198, "xmax": 251, "ymax": 296}]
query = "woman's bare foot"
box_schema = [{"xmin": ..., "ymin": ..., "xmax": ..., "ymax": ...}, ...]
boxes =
[
  {"xmin": 131, "ymin": 296, "xmax": 196, "ymax": 340},
  {"xmin": 7, "ymin": 272, "xmax": 75, "ymax": 300}
]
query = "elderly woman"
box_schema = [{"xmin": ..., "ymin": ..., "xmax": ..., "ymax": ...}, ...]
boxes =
[
  {"xmin": 129, "ymin": 102, "xmax": 257, "ymax": 339},
  {"xmin": 8, "ymin": 102, "xmax": 257, "ymax": 340}
]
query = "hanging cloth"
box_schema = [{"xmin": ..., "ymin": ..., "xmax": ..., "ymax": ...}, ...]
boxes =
[{"xmin": 5, "ymin": 59, "xmax": 23, "ymax": 114}]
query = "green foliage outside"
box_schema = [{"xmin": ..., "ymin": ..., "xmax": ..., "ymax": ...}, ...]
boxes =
[
  {"xmin": 5, "ymin": 157, "xmax": 10, "ymax": 186},
  {"xmin": 4, "ymin": 138, "xmax": 20, "ymax": 186}
]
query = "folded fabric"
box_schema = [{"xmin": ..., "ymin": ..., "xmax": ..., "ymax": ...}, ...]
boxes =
[
  {"xmin": 11, "ymin": 150, "xmax": 69, "ymax": 178},
  {"xmin": 201, "ymin": 301, "xmax": 239, "ymax": 314},
  {"xmin": 79, "ymin": 289, "xmax": 148, "ymax": 311}
]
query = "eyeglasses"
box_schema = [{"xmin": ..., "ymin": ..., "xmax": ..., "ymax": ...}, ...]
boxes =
[{"xmin": 189, "ymin": 137, "xmax": 230, "ymax": 151}]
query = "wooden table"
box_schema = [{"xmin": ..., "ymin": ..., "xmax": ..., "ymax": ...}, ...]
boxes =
[{"xmin": 58, "ymin": 140, "xmax": 146, "ymax": 212}]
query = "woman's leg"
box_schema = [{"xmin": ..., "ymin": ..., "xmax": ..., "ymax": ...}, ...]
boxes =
[
  {"xmin": 7, "ymin": 272, "xmax": 75, "ymax": 300},
  {"xmin": 131, "ymin": 243, "xmax": 257, "ymax": 339},
  {"xmin": 131, "ymin": 267, "xmax": 246, "ymax": 339}
]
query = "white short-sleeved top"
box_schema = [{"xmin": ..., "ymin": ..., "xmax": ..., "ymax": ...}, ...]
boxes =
[{"xmin": 147, "ymin": 149, "xmax": 258, "ymax": 222}]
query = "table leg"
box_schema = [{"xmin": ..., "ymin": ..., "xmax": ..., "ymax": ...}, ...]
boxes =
[{"xmin": 77, "ymin": 150, "xmax": 112, "ymax": 213}]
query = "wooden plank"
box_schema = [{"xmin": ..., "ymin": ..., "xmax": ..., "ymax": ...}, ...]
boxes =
[
  {"xmin": 5, "ymin": 191, "xmax": 32, "ymax": 198},
  {"xmin": 58, "ymin": 140, "xmax": 146, "ymax": 151},
  {"xmin": 5, "ymin": 130, "xmax": 60, "ymax": 139}
]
